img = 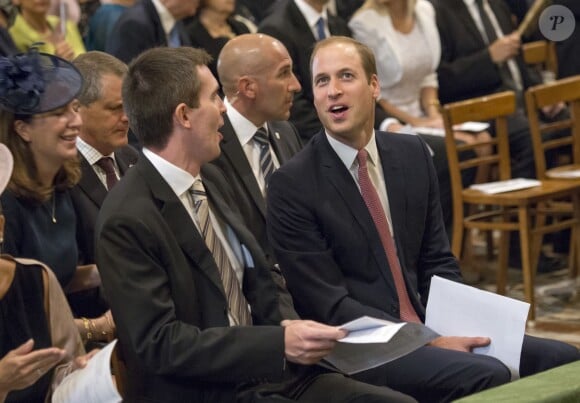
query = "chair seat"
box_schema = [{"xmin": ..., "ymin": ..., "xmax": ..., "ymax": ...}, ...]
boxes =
[
  {"xmin": 546, "ymin": 164, "xmax": 580, "ymax": 180},
  {"xmin": 463, "ymin": 180, "xmax": 580, "ymax": 205}
]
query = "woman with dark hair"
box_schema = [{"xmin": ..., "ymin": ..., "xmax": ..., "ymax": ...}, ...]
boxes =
[{"xmin": 186, "ymin": 0, "xmax": 253, "ymax": 84}]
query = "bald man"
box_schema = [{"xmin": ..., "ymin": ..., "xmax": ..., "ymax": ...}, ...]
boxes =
[{"xmin": 212, "ymin": 33, "xmax": 302, "ymax": 265}]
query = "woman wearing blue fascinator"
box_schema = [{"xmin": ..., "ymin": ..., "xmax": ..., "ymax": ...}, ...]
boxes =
[{"xmin": 0, "ymin": 50, "xmax": 82, "ymax": 290}]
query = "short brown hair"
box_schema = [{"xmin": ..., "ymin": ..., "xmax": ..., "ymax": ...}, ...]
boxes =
[
  {"xmin": 122, "ymin": 47, "xmax": 212, "ymax": 149},
  {"xmin": 310, "ymin": 36, "xmax": 378, "ymax": 83},
  {"xmin": 73, "ymin": 51, "xmax": 127, "ymax": 106}
]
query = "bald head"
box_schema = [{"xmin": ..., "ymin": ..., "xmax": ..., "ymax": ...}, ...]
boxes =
[{"xmin": 217, "ymin": 33, "xmax": 289, "ymax": 98}]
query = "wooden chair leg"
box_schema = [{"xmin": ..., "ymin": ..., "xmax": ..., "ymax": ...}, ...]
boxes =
[
  {"xmin": 570, "ymin": 194, "xmax": 580, "ymax": 278},
  {"xmin": 497, "ymin": 230, "xmax": 509, "ymax": 295},
  {"xmin": 519, "ymin": 206, "xmax": 535, "ymax": 321}
]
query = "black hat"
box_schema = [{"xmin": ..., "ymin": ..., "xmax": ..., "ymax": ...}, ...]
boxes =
[{"xmin": 0, "ymin": 50, "xmax": 82, "ymax": 115}]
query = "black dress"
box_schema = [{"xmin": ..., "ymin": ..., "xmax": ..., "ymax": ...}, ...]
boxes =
[
  {"xmin": 0, "ymin": 263, "xmax": 52, "ymax": 402},
  {"xmin": 186, "ymin": 16, "xmax": 250, "ymax": 85}
]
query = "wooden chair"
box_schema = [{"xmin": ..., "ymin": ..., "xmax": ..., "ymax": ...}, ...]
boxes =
[
  {"xmin": 441, "ymin": 91, "xmax": 580, "ymax": 320},
  {"xmin": 525, "ymin": 75, "xmax": 580, "ymax": 180},
  {"xmin": 522, "ymin": 40, "xmax": 558, "ymax": 82}
]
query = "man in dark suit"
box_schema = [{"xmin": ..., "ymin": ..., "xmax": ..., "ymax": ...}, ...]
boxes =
[
  {"xmin": 258, "ymin": 0, "xmax": 352, "ymax": 142},
  {"xmin": 105, "ymin": 0, "xmax": 197, "ymax": 64},
  {"xmin": 212, "ymin": 33, "xmax": 302, "ymax": 261},
  {"xmin": 95, "ymin": 46, "xmax": 415, "ymax": 403},
  {"xmin": 267, "ymin": 36, "xmax": 580, "ymax": 402},
  {"xmin": 68, "ymin": 52, "xmax": 138, "ymax": 324}
]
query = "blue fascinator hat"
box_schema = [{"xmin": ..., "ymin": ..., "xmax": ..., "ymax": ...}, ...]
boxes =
[{"xmin": 0, "ymin": 49, "xmax": 82, "ymax": 115}]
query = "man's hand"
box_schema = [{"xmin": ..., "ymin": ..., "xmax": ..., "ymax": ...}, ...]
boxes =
[
  {"xmin": 282, "ymin": 320, "xmax": 347, "ymax": 365},
  {"xmin": 428, "ymin": 336, "xmax": 491, "ymax": 352},
  {"xmin": 488, "ymin": 33, "xmax": 521, "ymax": 63},
  {"xmin": 0, "ymin": 339, "xmax": 65, "ymax": 396}
]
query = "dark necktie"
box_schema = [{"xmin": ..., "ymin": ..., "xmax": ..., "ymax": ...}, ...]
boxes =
[
  {"xmin": 253, "ymin": 127, "xmax": 275, "ymax": 187},
  {"xmin": 357, "ymin": 149, "xmax": 420, "ymax": 323},
  {"xmin": 168, "ymin": 25, "xmax": 181, "ymax": 48},
  {"xmin": 474, "ymin": 0, "xmax": 517, "ymax": 91},
  {"xmin": 315, "ymin": 17, "xmax": 326, "ymax": 41},
  {"xmin": 96, "ymin": 157, "xmax": 118, "ymax": 191},
  {"xmin": 190, "ymin": 179, "xmax": 252, "ymax": 326}
]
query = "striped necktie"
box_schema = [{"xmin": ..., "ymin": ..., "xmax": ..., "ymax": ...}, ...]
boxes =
[
  {"xmin": 253, "ymin": 127, "xmax": 275, "ymax": 187},
  {"xmin": 357, "ymin": 149, "xmax": 420, "ymax": 323},
  {"xmin": 190, "ymin": 179, "xmax": 252, "ymax": 325}
]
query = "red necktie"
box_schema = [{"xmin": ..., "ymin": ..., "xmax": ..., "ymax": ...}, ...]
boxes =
[
  {"xmin": 357, "ymin": 149, "xmax": 421, "ymax": 323},
  {"xmin": 96, "ymin": 157, "xmax": 118, "ymax": 191}
]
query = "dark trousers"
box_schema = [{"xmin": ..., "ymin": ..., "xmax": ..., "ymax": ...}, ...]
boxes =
[{"xmin": 352, "ymin": 335, "xmax": 579, "ymax": 403}]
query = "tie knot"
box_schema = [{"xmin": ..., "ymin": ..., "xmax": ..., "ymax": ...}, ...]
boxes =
[
  {"xmin": 357, "ymin": 149, "xmax": 368, "ymax": 169},
  {"xmin": 253, "ymin": 127, "xmax": 269, "ymax": 147},
  {"xmin": 190, "ymin": 178, "xmax": 207, "ymax": 200},
  {"xmin": 96, "ymin": 156, "xmax": 116, "ymax": 174}
]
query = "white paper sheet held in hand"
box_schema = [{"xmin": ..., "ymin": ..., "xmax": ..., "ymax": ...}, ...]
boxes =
[
  {"xmin": 339, "ymin": 316, "xmax": 406, "ymax": 343},
  {"xmin": 52, "ymin": 339, "xmax": 122, "ymax": 403},
  {"xmin": 425, "ymin": 276, "xmax": 529, "ymax": 380}
]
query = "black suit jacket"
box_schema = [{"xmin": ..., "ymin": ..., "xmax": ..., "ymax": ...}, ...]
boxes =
[
  {"xmin": 212, "ymin": 116, "xmax": 302, "ymax": 259},
  {"xmin": 259, "ymin": 0, "xmax": 352, "ymax": 140},
  {"xmin": 267, "ymin": 131, "xmax": 462, "ymax": 325},
  {"xmin": 71, "ymin": 146, "xmax": 138, "ymax": 266},
  {"xmin": 96, "ymin": 156, "xmax": 288, "ymax": 402},
  {"xmin": 105, "ymin": 0, "xmax": 192, "ymax": 63},
  {"xmin": 433, "ymin": 0, "xmax": 541, "ymax": 103}
]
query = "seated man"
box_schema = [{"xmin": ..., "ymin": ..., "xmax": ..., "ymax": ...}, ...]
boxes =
[
  {"xmin": 95, "ymin": 46, "xmax": 414, "ymax": 403},
  {"xmin": 266, "ymin": 36, "xmax": 580, "ymax": 403}
]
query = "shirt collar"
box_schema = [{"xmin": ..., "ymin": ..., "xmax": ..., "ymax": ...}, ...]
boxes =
[
  {"xmin": 151, "ymin": 0, "xmax": 177, "ymax": 36},
  {"xmin": 76, "ymin": 136, "xmax": 115, "ymax": 165},
  {"xmin": 294, "ymin": 0, "xmax": 328, "ymax": 29},
  {"xmin": 142, "ymin": 148, "xmax": 195, "ymax": 197},
  {"xmin": 325, "ymin": 130, "xmax": 379, "ymax": 170},
  {"xmin": 224, "ymin": 97, "xmax": 266, "ymax": 147}
]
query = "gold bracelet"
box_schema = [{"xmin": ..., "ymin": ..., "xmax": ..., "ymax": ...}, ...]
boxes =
[
  {"xmin": 427, "ymin": 99, "xmax": 440, "ymax": 107},
  {"xmin": 104, "ymin": 311, "xmax": 114, "ymax": 333},
  {"xmin": 81, "ymin": 317, "xmax": 93, "ymax": 340}
]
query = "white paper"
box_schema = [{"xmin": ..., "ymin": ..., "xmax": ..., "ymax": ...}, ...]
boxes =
[
  {"xmin": 470, "ymin": 178, "xmax": 541, "ymax": 194},
  {"xmin": 408, "ymin": 121, "xmax": 490, "ymax": 137},
  {"xmin": 548, "ymin": 169, "xmax": 580, "ymax": 179},
  {"xmin": 52, "ymin": 339, "xmax": 122, "ymax": 403},
  {"xmin": 339, "ymin": 316, "xmax": 406, "ymax": 344},
  {"xmin": 425, "ymin": 276, "xmax": 529, "ymax": 379}
]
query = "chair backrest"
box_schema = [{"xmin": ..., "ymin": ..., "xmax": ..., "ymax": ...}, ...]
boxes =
[
  {"xmin": 524, "ymin": 76, "xmax": 580, "ymax": 179},
  {"xmin": 522, "ymin": 40, "xmax": 558, "ymax": 82},
  {"xmin": 441, "ymin": 91, "xmax": 516, "ymax": 213}
]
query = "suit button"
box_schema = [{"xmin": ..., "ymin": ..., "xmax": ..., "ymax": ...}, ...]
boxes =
[{"xmin": 390, "ymin": 305, "xmax": 398, "ymax": 314}]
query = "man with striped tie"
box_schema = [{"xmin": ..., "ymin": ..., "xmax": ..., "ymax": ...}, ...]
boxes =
[
  {"xmin": 95, "ymin": 46, "xmax": 415, "ymax": 403},
  {"xmin": 212, "ymin": 33, "xmax": 303, "ymax": 264}
]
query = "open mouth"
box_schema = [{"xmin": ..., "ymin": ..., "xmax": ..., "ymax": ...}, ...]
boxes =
[{"xmin": 329, "ymin": 104, "xmax": 349, "ymax": 119}]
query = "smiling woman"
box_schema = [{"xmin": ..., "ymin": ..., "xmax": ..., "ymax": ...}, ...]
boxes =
[{"xmin": 0, "ymin": 50, "xmax": 83, "ymax": 288}]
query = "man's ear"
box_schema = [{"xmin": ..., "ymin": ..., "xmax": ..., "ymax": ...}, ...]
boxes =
[
  {"xmin": 175, "ymin": 103, "xmax": 191, "ymax": 129},
  {"xmin": 238, "ymin": 76, "xmax": 257, "ymax": 100}
]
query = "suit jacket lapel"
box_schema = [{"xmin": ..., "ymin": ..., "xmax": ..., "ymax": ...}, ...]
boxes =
[
  {"xmin": 78, "ymin": 154, "xmax": 108, "ymax": 207},
  {"xmin": 452, "ymin": 0, "xmax": 487, "ymax": 46},
  {"xmin": 376, "ymin": 133, "xmax": 407, "ymax": 259},
  {"xmin": 267, "ymin": 123, "xmax": 292, "ymax": 164},
  {"xmin": 220, "ymin": 117, "xmax": 267, "ymax": 217},
  {"xmin": 288, "ymin": 1, "xmax": 317, "ymax": 43},
  {"xmin": 139, "ymin": 158, "xmax": 225, "ymax": 295},
  {"xmin": 317, "ymin": 134, "xmax": 394, "ymax": 285}
]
